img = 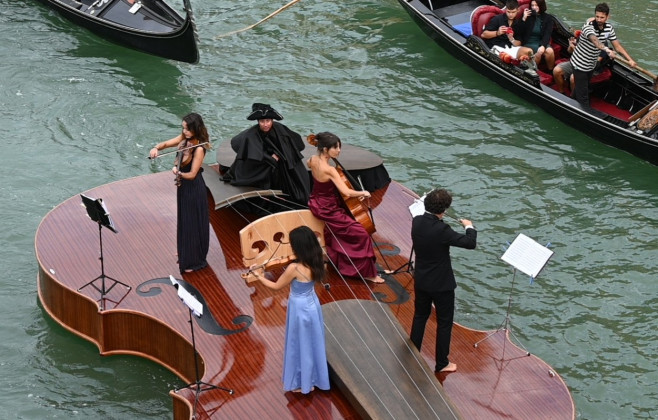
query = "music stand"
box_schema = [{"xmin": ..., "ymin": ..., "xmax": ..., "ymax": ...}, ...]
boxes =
[
  {"xmin": 474, "ymin": 233, "xmax": 554, "ymax": 360},
  {"xmin": 381, "ymin": 194, "xmax": 428, "ymax": 276},
  {"xmin": 78, "ymin": 194, "xmax": 131, "ymax": 310},
  {"xmin": 170, "ymin": 276, "xmax": 233, "ymax": 417},
  {"xmin": 382, "ymin": 247, "xmax": 415, "ymax": 275}
]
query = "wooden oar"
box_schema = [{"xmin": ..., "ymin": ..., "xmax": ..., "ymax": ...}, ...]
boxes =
[
  {"xmin": 215, "ymin": 0, "xmax": 302, "ymax": 39},
  {"xmin": 616, "ymin": 56, "xmax": 657, "ymax": 81}
]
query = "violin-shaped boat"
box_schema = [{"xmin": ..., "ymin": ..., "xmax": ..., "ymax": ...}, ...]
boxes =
[
  {"xmin": 34, "ymin": 0, "xmax": 199, "ymax": 63},
  {"xmin": 396, "ymin": 0, "xmax": 658, "ymax": 165},
  {"xmin": 35, "ymin": 142, "xmax": 574, "ymax": 419}
]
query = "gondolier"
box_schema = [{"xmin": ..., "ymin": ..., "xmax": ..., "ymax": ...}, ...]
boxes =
[{"xmin": 570, "ymin": 3, "xmax": 635, "ymax": 108}]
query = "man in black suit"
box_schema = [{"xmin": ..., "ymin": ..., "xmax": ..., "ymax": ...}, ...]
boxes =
[{"xmin": 410, "ymin": 188, "xmax": 477, "ymax": 373}]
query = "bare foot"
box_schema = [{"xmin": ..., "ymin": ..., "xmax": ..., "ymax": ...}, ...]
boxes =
[
  {"xmin": 292, "ymin": 386, "xmax": 314, "ymax": 394},
  {"xmin": 439, "ymin": 362, "xmax": 457, "ymax": 373},
  {"xmin": 365, "ymin": 276, "xmax": 385, "ymax": 284}
]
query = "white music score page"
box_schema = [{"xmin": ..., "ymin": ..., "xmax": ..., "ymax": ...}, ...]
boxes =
[{"xmin": 501, "ymin": 233, "xmax": 554, "ymax": 278}]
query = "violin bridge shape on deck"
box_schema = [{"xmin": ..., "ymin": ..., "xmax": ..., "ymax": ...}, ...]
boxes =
[{"xmin": 239, "ymin": 209, "xmax": 325, "ymax": 275}]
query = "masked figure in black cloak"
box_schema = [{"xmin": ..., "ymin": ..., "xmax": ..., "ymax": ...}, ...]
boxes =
[{"xmin": 223, "ymin": 103, "xmax": 310, "ymax": 205}]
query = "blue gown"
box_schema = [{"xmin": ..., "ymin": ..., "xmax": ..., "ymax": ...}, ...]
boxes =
[{"xmin": 282, "ymin": 279, "xmax": 330, "ymax": 393}]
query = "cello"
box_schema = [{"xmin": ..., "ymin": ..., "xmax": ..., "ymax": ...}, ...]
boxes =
[{"xmin": 307, "ymin": 134, "xmax": 376, "ymax": 235}]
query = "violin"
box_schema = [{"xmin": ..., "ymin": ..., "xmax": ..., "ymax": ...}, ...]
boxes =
[
  {"xmin": 148, "ymin": 140, "xmax": 210, "ymax": 187},
  {"xmin": 173, "ymin": 139, "xmax": 200, "ymax": 187},
  {"xmin": 173, "ymin": 140, "xmax": 188, "ymax": 187},
  {"xmin": 241, "ymin": 255, "xmax": 297, "ymax": 283}
]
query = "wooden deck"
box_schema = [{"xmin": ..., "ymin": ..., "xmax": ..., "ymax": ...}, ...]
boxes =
[{"xmin": 35, "ymin": 165, "xmax": 574, "ymax": 419}]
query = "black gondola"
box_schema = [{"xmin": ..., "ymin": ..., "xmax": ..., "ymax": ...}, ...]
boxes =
[
  {"xmin": 397, "ymin": 0, "xmax": 658, "ymax": 165},
  {"xmin": 35, "ymin": 0, "xmax": 199, "ymax": 63}
]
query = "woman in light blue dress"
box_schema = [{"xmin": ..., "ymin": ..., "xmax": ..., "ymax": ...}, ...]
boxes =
[{"xmin": 252, "ymin": 225, "xmax": 330, "ymax": 394}]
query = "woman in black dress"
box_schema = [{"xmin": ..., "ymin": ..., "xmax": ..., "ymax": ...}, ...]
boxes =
[{"xmin": 150, "ymin": 113, "xmax": 210, "ymax": 273}]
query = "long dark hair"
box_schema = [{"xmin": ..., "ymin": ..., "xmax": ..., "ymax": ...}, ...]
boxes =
[
  {"xmin": 183, "ymin": 112, "xmax": 210, "ymax": 149},
  {"xmin": 289, "ymin": 226, "xmax": 325, "ymax": 281},
  {"xmin": 312, "ymin": 131, "xmax": 341, "ymax": 154},
  {"xmin": 534, "ymin": 0, "xmax": 547, "ymax": 14}
]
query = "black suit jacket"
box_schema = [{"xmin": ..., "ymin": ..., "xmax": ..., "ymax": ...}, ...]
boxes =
[{"xmin": 411, "ymin": 213, "xmax": 477, "ymax": 292}]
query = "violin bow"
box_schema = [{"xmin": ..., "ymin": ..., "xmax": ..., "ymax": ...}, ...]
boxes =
[{"xmin": 147, "ymin": 141, "xmax": 210, "ymax": 159}]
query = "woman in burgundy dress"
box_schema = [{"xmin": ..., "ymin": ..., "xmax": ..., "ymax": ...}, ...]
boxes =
[{"xmin": 307, "ymin": 132, "xmax": 384, "ymax": 284}]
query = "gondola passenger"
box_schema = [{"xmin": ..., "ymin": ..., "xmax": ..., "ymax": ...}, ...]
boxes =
[
  {"xmin": 481, "ymin": 0, "xmax": 533, "ymax": 60},
  {"xmin": 515, "ymin": 0, "xmax": 556, "ymax": 71}
]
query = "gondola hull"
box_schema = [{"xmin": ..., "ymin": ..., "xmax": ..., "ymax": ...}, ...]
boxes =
[
  {"xmin": 397, "ymin": 0, "xmax": 658, "ymax": 165},
  {"xmin": 35, "ymin": 0, "xmax": 199, "ymax": 63}
]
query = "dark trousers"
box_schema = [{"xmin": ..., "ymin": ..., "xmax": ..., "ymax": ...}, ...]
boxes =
[
  {"xmin": 573, "ymin": 68, "xmax": 594, "ymax": 109},
  {"xmin": 410, "ymin": 289, "xmax": 455, "ymax": 371}
]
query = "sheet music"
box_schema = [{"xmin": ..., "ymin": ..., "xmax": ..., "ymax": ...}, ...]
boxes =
[
  {"xmin": 80, "ymin": 194, "xmax": 118, "ymax": 233},
  {"xmin": 98, "ymin": 198, "xmax": 117, "ymax": 232},
  {"xmin": 169, "ymin": 275, "xmax": 179, "ymax": 287},
  {"xmin": 98, "ymin": 198, "xmax": 109, "ymax": 214},
  {"xmin": 501, "ymin": 233, "xmax": 554, "ymax": 278},
  {"xmin": 409, "ymin": 194, "xmax": 427, "ymax": 217},
  {"xmin": 176, "ymin": 282, "xmax": 204, "ymax": 317}
]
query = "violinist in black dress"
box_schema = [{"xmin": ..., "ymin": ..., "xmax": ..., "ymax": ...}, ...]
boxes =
[
  {"xmin": 410, "ymin": 188, "xmax": 477, "ymax": 373},
  {"xmin": 150, "ymin": 113, "xmax": 210, "ymax": 273},
  {"xmin": 222, "ymin": 103, "xmax": 310, "ymax": 205}
]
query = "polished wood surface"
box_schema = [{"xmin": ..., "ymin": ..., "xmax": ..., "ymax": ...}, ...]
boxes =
[
  {"xmin": 35, "ymin": 166, "xmax": 574, "ymax": 420},
  {"xmin": 324, "ymin": 300, "xmax": 463, "ymax": 420},
  {"xmin": 201, "ymin": 165, "xmax": 283, "ymax": 210}
]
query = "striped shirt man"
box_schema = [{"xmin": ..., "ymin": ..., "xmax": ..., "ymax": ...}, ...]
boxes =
[{"xmin": 570, "ymin": 21, "xmax": 617, "ymax": 71}]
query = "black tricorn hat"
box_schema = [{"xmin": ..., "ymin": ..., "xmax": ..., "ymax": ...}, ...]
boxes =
[{"xmin": 247, "ymin": 103, "xmax": 284, "ymax": 121}]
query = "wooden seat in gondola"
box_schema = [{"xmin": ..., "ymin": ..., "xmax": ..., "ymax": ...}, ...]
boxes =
[
  {"xmin": 536, "ymin": 69, "xmax": 554, "ymax": 85},
  {"xmin": 548, "ymin": 58, "xmax": 613, "ymax": 91},
  {"xmin": 638, "ymin": 108, "xmax": 658, "ymax": 134},
  {"xmin": 591, "ymin": 67, "xmax": 613, "ymax": 84},
  {"xmin": 470, "ymin": 5, "xmax": 502, "ymax": 38}
]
